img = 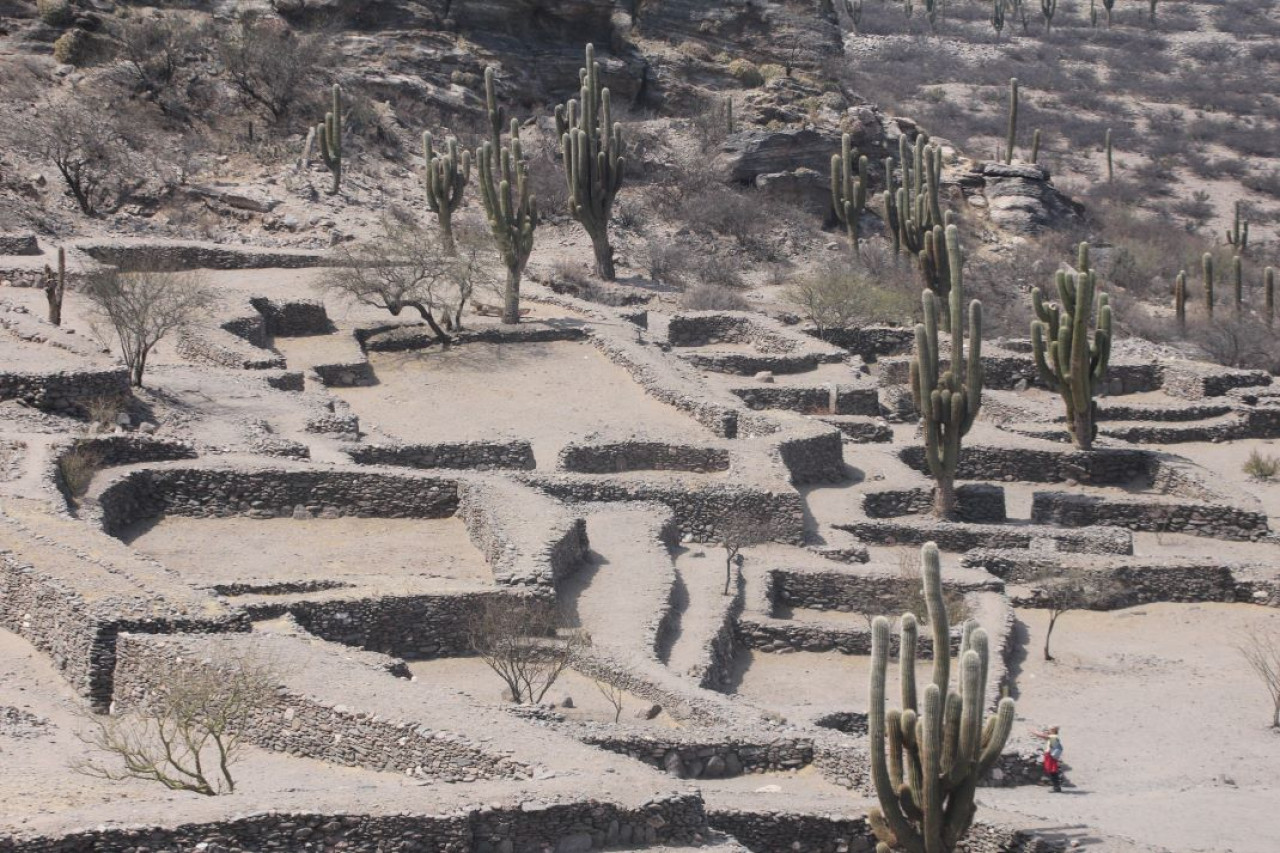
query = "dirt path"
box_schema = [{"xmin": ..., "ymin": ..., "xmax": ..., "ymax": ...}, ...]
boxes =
[
  {"xmin": 557, "ymin": 504, "xmax": 677, "ymax": 659},
  {"xmin": 663, "ymin": 546, "xmax": 739, "ymax": 682}
]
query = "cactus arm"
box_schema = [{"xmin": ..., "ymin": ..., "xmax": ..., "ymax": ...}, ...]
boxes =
[
  {"xmin": 870, "ymin": 617, "xmax": 926, "ymax": 853},
  {"xmin": 901, "ymin": 613, "xmax": 920, "ymax": 712},
  {"xmin": 920, "ymin": 685, "xmax": 945, "ymax": 852}
]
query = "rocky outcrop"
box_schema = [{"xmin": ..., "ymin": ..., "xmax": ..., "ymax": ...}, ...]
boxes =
[
  {"xmin": 632, "ymin": 0, "xmax": 842, "ymax": 70},
  {"xmin": 965, "ymin": 162, "xmax": 1084, "ymax": 236}
]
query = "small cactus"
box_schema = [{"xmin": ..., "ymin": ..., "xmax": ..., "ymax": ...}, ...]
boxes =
[
  {"xmin": 1227, "ymin": 201, "xmax": 1249, "ymax": 254},
  {"xmin": 1174, "ymin": 270, "xmax": 1187, "ymax": 331},
  {"xmin": 43, "ymin": 246, "xmax": 67, "ymax": 327},
  {"xmin": 831, "ymin": 132, "xmax": 869, "ymax": 250},
  {"xmin": 422, "ymin": 132, "xmax": 471, "ymax": 255},
  {"xmin": 1204, "ymin": 252, "xmax": 1215, "ymax": 317},
  {"xmin": 1005, "ymin": 78, "xmax": 1018, "ymax": 164},
  {"xmin": 867, "ymin": 542, "xmax": 1016, "ymax": 853},
  {"xmin": 315, "ymin": 84, "xmax": 343, "ymax": 195},
  {"xmin": 1104, "ymin": 128, "xmax": 1113, "ymax": 183},
  {"xmin": 1031, "ymin": 243, "xmax": 1113, "ymax": 451}
]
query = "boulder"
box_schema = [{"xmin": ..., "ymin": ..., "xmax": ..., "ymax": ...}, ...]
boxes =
[{"xmin": 976, "ymin": 161, "xmax": 1084, "ymax": 236}]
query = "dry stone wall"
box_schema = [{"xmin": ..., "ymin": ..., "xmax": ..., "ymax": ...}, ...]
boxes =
[
  {"xmin": 862, "ymin": 484, "xmax": 1006, "ymax": 523},
  {"xmin": 838, "ymin": 519, "xmax": 1133, "ymax": 554},
  {"xmin": 558, "ymin": 440, "xmax": 730, "ymax": 474},
  {"xmin": 1030, "ymin": 491, "xmax": 1269, "ymax": 540},
  {"xmin": 74, "ymin": 239, "xmax": 331, "ymax": 271},
  {"xmin": 0, "ymin": 367, "xmax": 131, "ymax": 413},
  {"xmin": 350, "ymin": 440, "xmax": 537, "ymax": 471}
]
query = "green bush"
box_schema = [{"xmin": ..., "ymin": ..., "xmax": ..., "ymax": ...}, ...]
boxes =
[
  {"xmin": 727, "ymin": 59, "xmax": 765, "ymax": 87},
  {"xmin": 37, "ymin": 0, "xmax": 72, "ymax": 26},
  {"xmin": 1243, "ymin": 449, "xmax": 1280, "ymax": 480}
]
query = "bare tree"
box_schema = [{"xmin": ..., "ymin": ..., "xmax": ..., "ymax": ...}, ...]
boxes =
[
  {"xmin": 8, "ymin": 100, "xmax": 136, "ymax": 216},
  {"xmin": 112, "ymin": 12, "xmax": 207, "ymax": 118},
  {"xmin": 321, "ymin": 219, "xmax": 482, "ymax": 344},
  {"xmin": 217, "ymin": 11, "xmax": 325, "ymax": 122},
  {"xmin": 467, "ymin": 598, "xmax": 587, "ymax": 704},
  {"xmin": 593, "ymin": 678, "xmax": 626, "ymax": 723},
  {"xmin": 83, "ymin": 265, "xmax": 216, "ymax": 386},
  {"xmin": 1238, "ymin": 625, "xmax": 1280, "ymax": 729},
  {"xmin": 1029, "ymin": 569, "xmax": 1123, "ymax": 661},
  {"xmin": 73, "ymin": 655, "xmax": 278, "ymax": 796}
]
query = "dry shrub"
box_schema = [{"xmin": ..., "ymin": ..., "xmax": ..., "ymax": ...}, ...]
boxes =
[
  {"xmin": 783, "ymin": 260, "xmax": 916, "ymax": 339},
  {"xmin": 681, "ymin": 285, "xmax": 750, "ymax": 312},
  {"xmin": 37, "ymin": 0, "xmax": 72, "ymax": 26},
  {"xmin": 1243, "ymin": 450, "xmax": 1280, "ymax": 481},
  {"xmin": 58, "ymin": 443, "xmax": 101, "ymax": 499},
  {"xmin": 84, "ymin": 395, "xmax": 128, "ymax": 430},
  {"xmin": 468, "ymin": 598, "xmax": 587, "ymax": 705}
]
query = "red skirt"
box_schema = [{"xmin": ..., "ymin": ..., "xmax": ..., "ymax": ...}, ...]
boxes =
[{"xmin": 1043, "ymin": 754, "xmax": 1060, "ymax": 774}]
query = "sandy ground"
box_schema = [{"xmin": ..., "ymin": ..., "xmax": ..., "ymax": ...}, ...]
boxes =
[
  {"xmin": 121, "ymin": 515, "xmax": 493, "ymax": 589},
  {"xmin": 332, "ymin": 342, "xmax": 712, "ymax": 467},
  {"xmin": 983, "ymin": 604, "xmax": 1280, "ymax": 853}
]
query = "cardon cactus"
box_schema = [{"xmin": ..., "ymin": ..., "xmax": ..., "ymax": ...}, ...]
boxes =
[
  {"xmin": 1266, "ymin": 267, "xmax": 1276, "ymax": 326},
  {"xmin": 316, "ymin": 84, "xmax": 343, "ymax": 195},
  {"xmin": 476, "ymin": 71, "xmax": 537, "ymax": 325},
  {"xmin": 1174, "ymin": 270, "xmax": 1187, "ymax": 330},
  {"xmin": 556, "ymin": 43, "xmax": 626, "ymax": 281},
  {"xmin": 1234, "ymin": 255, "xmax": 1244, "ymax": 314},
  {"xmin": 1203, "ymin": 252, "xmax": 1214, "ymax": 316},
  {"xmin": 43, "ymin": 246, "xmax": 66, "ymax": 327},
  {"xmin": 831, "ymin": 132, "xmax": 869, "ymax": 250},
  {"xmin": 1031, "ymin": 243, "xmax": 1112, "ymax": 451},
  {"xmin": 910, "ymin": 225, "xmax": 983, "ymax": 519},
  {"xmin": 868, "ymin": 542, "xmax": 1016, "ymax": 853},
  {"xmin": 1227, "ymin": 200, "xmax": 1249, "ymax": 254},
  {"xmin": 1005, "ymin": 78, "xmax": 1018, "ymax": 164},
  {"xmin": 886, "ymin": 134, "xmax": 951, "ymax": 317},
  {"xmin": 423, "ymin": 132, "xmax": 471, "ymax": 255}
]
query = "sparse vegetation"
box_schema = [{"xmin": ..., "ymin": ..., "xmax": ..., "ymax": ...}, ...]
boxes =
[
  {"xmin": 1030, "ymin": 569, "xmax": 1124, "ymax": 661},
  {"xmin": 73, "ymin": 655, "xmax": 279, "ymax": 796},
  {"xmin": 57, "ymin": 442, "xmax": 101, "ymax": 499},
  {"xmin": 467, "ymin": 599, "xmax": 586, "ymax": 705},
  {"xmin": 1243, "ymin": 450, "xmax": 1280, "ymax": 481},
  {"xmin": 1237, "ymin": 626, "xmax": 1280, "ymax": 728}
]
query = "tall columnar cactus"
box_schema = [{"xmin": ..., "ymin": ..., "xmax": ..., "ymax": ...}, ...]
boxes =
[
  {"xmin": 1004, "ymin": 78, "xmax": 1018, "ymax": 164},
  {"xmin": 1174, "ymin": 270, "xmax": 1187, "ymax": 331},
  {"xmin": 1030, "ymin": 128, "xmax": 1041, "ymax": 164},
  {"xmin": 868, "ymin": 542, "xmax": 1016, "ymax": 853},
  {"xmin": 1266, "ymin": 267, "xmax": 1276, "ymax": 327},
  {"xmin": 1203, "ymin": 252, "xmax": 1214, "ymax": 316},
  {"xmin": 1040, "ymin": 0, "xmax": 1057, "ymax": 33},
  {"xmin": 476, "ymin": 69, "xmax": 538, "ymax": 325},
  {"xmin": 556, "ymin": 44, "xmax": 626, "ymax": 281},
  {"xmin": 484, "ymin": 67, "xmax": 504, "ymax": 167},
  {"xmin": 990, "ymin": 0, "xmax": 1005, "ymax": 36},
  {"xmin": 1104, "ymin": 128, "xmax": 1114, "ymax": 183},
  {"xmin": 886, "ymin": 135, "xmax": 951, "ymax": 314},
  {"xmin": 832, "ymin": 132, "xmax": 869, "ymax": 250},
  {"xmin": 910, "ymin": 225, "xmax": 983, "ymax": 520},
  {"xmin": 43, "ymin": 246, "xmax": 66, "ymax": 327},
  {"xmin": 1102, "ymin": 0, "xmax": 1115, "ymax": 26},
  {"xmin": 1234, "ymin": 255, "xmax": 1244, "ymax": 314},
  {"xmin": 422, "ymin": 133, "xmax": 471, "ymax": 255},
  {"xmin": 1031, "ymin": 243, "xmax": 1113, "ymax": 452},
  {"xmin": 1227, "ymin": 201, "xmax": 1249, "ymax": 254},
  {"xmin": 924, "ymin": 0, "xmax": 940, "ymax": 30},
  {"xmin": 316, "ymin": 84, "xmax": 343, "ymax": 195}
]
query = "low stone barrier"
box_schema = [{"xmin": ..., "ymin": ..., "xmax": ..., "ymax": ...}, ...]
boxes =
[
  {"xmin": 176, "ymin": 322, "xmax": 286, "ymax": 371},
  {"xmin": 706, "ymin": 809, "xmax": 875, "ymax": 853},
  {"xmin": 730, "ymin": 384, "xmax": 879, "ymax": 415},
  {"xmin": 774, "ymin": 425, "xmax": 848, "ymax": 486},
  {"xmin": 898, "ymin": 444, "xmax": 1151, "ymax": 485},
  {"xmin": 575, "ymin": 729, "xmax": 813, "ymax": 779},
  {"xmin": 248, "ymin": 296, "xmax": 332, "ymax": 335},
  {"xmin": 360, "ymin": 322, "xmax": 588, "ymax": 352},
  {"xmin": 351, "ymin": 440, "xmax": 537, "ymax": 471},
  {"xmin": 680, "ymin": 349, "xmax": 831, "ymax": 376},
  {"xmin": 837, "ymin": 520, "xmax": 1133, "ymax": 554},
  {"xmin": 0, "ymin": 367, "xmax": 132, "ymax": 413},
  {"xmin": 558, "ymin": 440, "xmax": 730, "ymax": 474},
  {"xmin": 1162, "ymin": 360, "xmax": 1270, "ymax": 399},
  {"xmin": 74, "ymin": 239, "xmax": 332, "ymax": 270},
  {"xmin": 306, "ymin": 331, "xmax": 376, "ymax": 387},
  {"xmin": 808, "ymin": 325, "xmax": 915, "ymax": 359},
  {"xmin": 862, "ymin": 484, "xmax": 1006, "ymax": 523},
  {"xmin": 818, "ymin": 415, "xmax": 893, "ymax": 442},
  {"xmin": 1030, "ymin": 490, "xmax": 1268, "ymax": 541}
]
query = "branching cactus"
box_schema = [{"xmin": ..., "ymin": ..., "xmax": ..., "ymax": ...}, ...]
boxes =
[
  {"xmin": 556, "ymin": 44, "xmax": 626, "ymax": 280},
  {"xmin": 1031, "ymin": 243, "xmax": 1113, "ymax": 451},
  {"xmin": 476, "ymin": 69, "xmax": 538, "ymax": 325},
  {"xmin": 868, "ymin": 542, "xmax": 1016, "ymax": 853},
  {"xmin": 422, "ymin": 133, "xmax": 471, "ymax": 255},
  {"xmin": 483, "ymin": 67, "xmax": 504, "ymax": 167},
  {"xmin": 909, "ymin": 225, "xmax": 983, "ymax": 519},
  {"xmin": 316, "ymin": 84, "xmax": 342, "ymax": 195},
  {"xmin": 1227, "ymin": 201, "xmax": 1249, "ymax": 254},
  {"xmin": 886, "ymin": 135, "xmax": 951, "ymax": 314},
  {"xmin": 831, "ymin": 132, "xmax": 869, "ymax": 250}
]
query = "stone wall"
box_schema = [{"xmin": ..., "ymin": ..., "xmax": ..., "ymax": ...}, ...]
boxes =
[
  {"xmin": 963, "ymin": 549, "xmax": 1241, "ymax": 606},
  {"xmin": 774, "ymin": 426, "xmax": 848, "ymax": 486},
  {"xmin": 93, "ymin": 465, "xmax": 461, "ymax": 535},
  {"xmin": 730, "ymin": 384, "xmax": 879, "ymax": 415},
  {"xmin": 360, "ymin": 322, "xmax": 588, "ymax": 352},
  {"xmin": 0, "ymin": 367, "xmax": 132, "ymax": 413},
  {"xmin": 575, "ymin": 729, "xmax": 813, "ymax": 779},
  {"xmin": 176, "ymin": 323, "xmax": 286, "ymax": 371},
  {"xmin": 837, "ymin": 519, "xmax": 1133, "ymax": 554},
  {"xmin": 680, "ymin": 350, "xmax": 832, "ymax": 376},
  {"xmin": 706, "ymin": 810, "xmax": 876, "ymax": 853},
  {"xmin": 0, "ymin": 795, "xmax": 708, "ymax": 853},
  {"xmin": 809, "ymin": 325, "xmax": 915, "ymax": 360},
  {"xmin": 74, "ymin": 239, "xmax": 332, "ymax": 271},
  {"xmin": 526, "ymin": 475, "xmax": 805, "ymax": 545},
  {"xmin": 558, "ymin": 440, "xmax": 730, "ymax": 474},
  {"xmin": 305, "ymin": 331, "xmax": 376, "ymax": 387},
  {"xmin": 248, "ymin": 296, "xmax": 333, "ymax": 335},
  {"xmin": 1030, "ymin": 491, "xmax": 1269, "ymax": 541},
  {"xmin": 1162, "ymin": 360, "xmax": 1270, "ymax": 399},
  {"xmin": 898, "ymin": 445, "xmax": 1152, "ymax": 486},
  {"xmin": 862, "ymin": 484, "xmax": 1006, "ymax": 523},
  {"xmin": 350, "ymin": 440, "xmax": 537, "ymax": 471}
]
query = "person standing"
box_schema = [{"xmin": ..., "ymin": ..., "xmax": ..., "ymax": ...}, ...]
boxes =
[{"xmin": 1033, "ymin": 726, "xmax": 1064, "ymax": 792}]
